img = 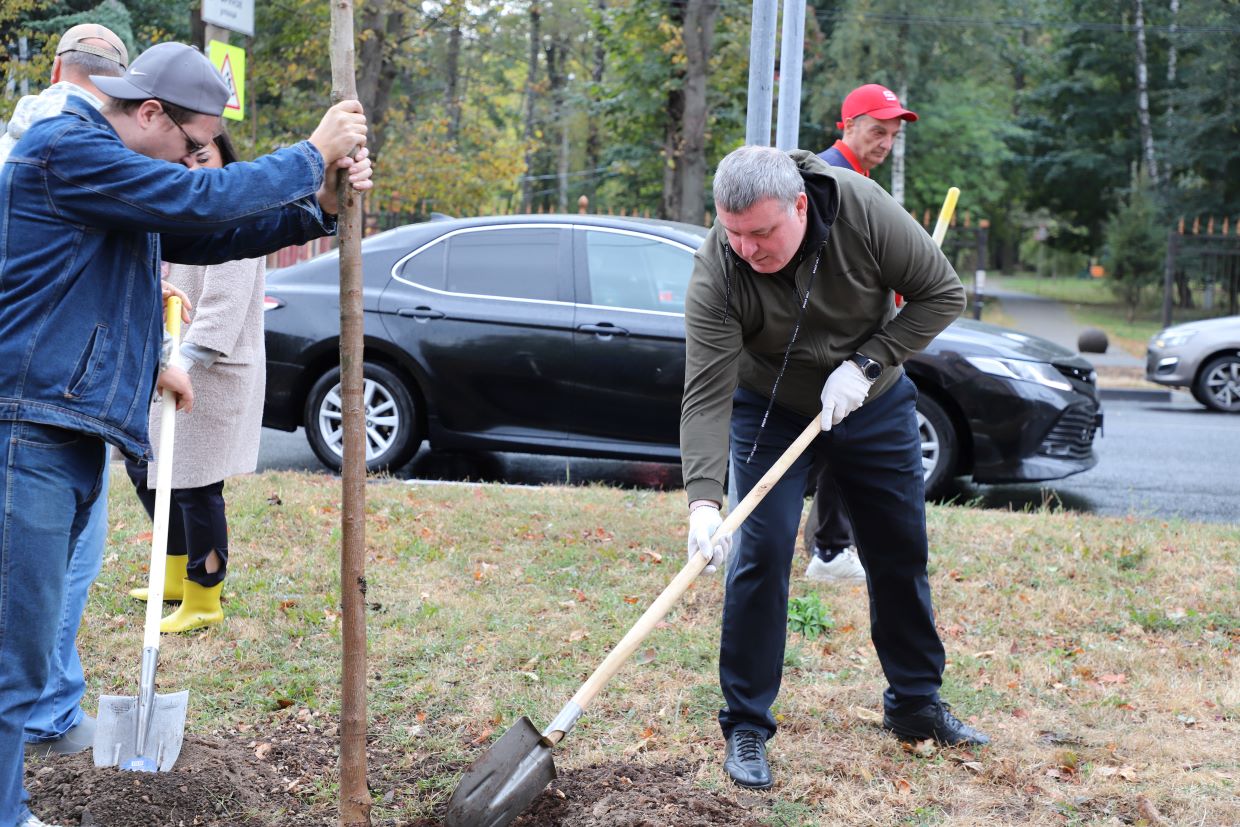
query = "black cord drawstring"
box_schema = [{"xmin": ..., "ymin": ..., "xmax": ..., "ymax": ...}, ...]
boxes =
[{"xmin": 744, "ymin": 246, "xmax": 823, "ymax": 464}]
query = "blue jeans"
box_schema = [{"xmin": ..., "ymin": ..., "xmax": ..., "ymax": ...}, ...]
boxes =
[
  {"xmin": 719, "ymin": 377, "xmax": 946, "ymax": 739},
  {"xmin": 22, "ymin": 454, "xmax": 108, "ymax": 744},
  {"xmin": 0, "ymin": 422, "xmax": 104, "ymax": 826}
]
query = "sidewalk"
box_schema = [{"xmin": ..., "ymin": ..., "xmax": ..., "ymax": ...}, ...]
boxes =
[{"xmin": 983, "ymin": 286, "xmax": 1168, "ymax": 402}]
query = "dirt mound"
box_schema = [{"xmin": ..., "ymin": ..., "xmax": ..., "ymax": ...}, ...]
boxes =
[
  {"xmin": 26, "ymin": 736, "xmax": 307, "ymax": 827},
  {"xmin": 27, "ymin": 718, "xmax": 762, "ymax": 826},
  {"xmin": 516, "ymin": 760, "xmax": 765, "ymax": 827}
]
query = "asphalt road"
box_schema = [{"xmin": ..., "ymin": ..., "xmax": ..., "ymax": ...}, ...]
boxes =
[{"xmin": 256, "ymin": 393, "xmax": 1240, "ymax": 525}]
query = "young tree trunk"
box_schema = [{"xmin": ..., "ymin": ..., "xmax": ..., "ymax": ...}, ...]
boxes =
[
  {"xmin": 521, "ymin": 4, "xmax": 542, "ymax": 212},
  {"xmin": 1133, "ymin": 0, "xmax": 1160, "ymax": 186},
  {"xmin": 328, "ymin": 2, "xmax": 369, "ymax": 825},
  {"xmin": 357, "ymin": 0, "xmax": 403, "ymax": 162},
  {"xmin": 443, "ymin": 0, "xmax": 463, "ymax": 141},
  {"xmin": 677, "ymin": 0, "xmax": 717, "ymax": 225}
]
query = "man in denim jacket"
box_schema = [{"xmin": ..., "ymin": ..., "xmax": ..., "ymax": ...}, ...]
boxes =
[{"xmin": 0, "ymin": 42, "xmax": 371, "ymax": 827}]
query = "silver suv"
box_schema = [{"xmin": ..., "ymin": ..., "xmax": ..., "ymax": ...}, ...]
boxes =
[{"xmin": 1146, "ymin": 315, "xmax": 1240, "ymax": 411}]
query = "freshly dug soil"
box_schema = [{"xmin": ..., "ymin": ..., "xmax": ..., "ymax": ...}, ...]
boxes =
[{"xmin": 27, "ymin": 715, "xmax": 763, "ymax": 826}]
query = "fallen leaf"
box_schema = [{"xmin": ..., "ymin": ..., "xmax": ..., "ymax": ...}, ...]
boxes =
[
  {"xmin": 903, "ymin": 739, "xmax": 936, "ymax": 758},
  {"xmin": 894, "ymin": 777, "xmax": 912, "ymax": 795},
  {"xmin": 1098, "ymin": 673, "xmax": 1127, "ymax": 684},
  {"xmin": 1136, "ymin": 794, "xmax": 1165, "ymax": 825},
  {"xmin": 960, "ymin": 761, "xmax": 984, "ymax": 774},
  {"xmin": 852, "ymin": 706, "xmax": 884, "ymax": 724},
  {"xmin": 568, "ymin": 628, "xmax": 589, "ymax": 642},
  {"xmin": 622, "ymin": 595, "xmax": 640, "ymax": 604},
  {"xmin": 633, "ymin": 648, "xmax": 656, "ymax": 665},
  {"xmin": 254, "ymin": 742, "xmax": 273, "ymax": 760},
  {"xmin": 469, "ymin": 728, "xmax": 494, "ymax": 746}
]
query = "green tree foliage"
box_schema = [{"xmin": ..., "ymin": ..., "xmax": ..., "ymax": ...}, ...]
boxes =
[
  {"xmin": 1102, "ymin": 168, "xmax": 1165, "ymax": 320},
  {"xmin": 3, "ymin": 0, "xmax": 1236, "ymax": 260}
]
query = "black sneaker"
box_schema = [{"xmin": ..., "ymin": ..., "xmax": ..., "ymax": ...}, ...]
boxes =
[
  {"xmin": 883, "ymin": 701, "xmax": 990, "ymax": 746},
  {"xmin": 723, "ymin": 728, "xmax": 773, "ymax": 789}
]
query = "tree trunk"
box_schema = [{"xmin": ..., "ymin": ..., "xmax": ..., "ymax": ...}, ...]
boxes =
[
  {"xmin": 443, "ymin": 0, "xmax": 463, "ymax": 141},
  {"xmin": 544, "ymin": 37, "xmax": 569, "ymax": 211},
  {"xmin": 328, "ymin": 2, "xmax": 369, "ymax": 825},
  {"xmin": 521, "ymin": 4, "xmax": 542, "ymax": 212},
  {"xmin": 678, "ymin": 0, "xmax": 717, "ymax": 225},
  {"xmin": 1133, "ymin": 0, "xmax": 1160, "ymax": 186},
  {"xmin": 660, "ymin": 0, "xmax": 688, "ymax": 220},
  {"xmin": 357, "ymin": 0, "xmax": 404, "ymax": 161},
  {"xmin": 890, "ymin": 80, "xmax": 907, "ymax": 206},
  {"xmin": 584, "ymin": 0, "xmax": 607, "ymax": 204}
]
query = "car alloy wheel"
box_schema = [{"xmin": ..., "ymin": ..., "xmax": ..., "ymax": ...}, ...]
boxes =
[
  {"xmin": 1194, "ymin": 354, "xmax": 1240, "ymax": 412},
  {"xmin": 304, "ymin": 363, "xmax": 422, "ymax": 472},
  {"xmin": 915, "ymin": 394, "xmax": 957, "ymax": 500}
]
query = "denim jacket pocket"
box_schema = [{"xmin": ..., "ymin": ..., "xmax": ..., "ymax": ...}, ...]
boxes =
[{"xmin": 64, "ymin": 323, "xmax": 110, "ymax": 399}]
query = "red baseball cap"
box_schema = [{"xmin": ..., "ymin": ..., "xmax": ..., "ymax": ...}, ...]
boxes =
[{"xmin": 836, "ymin": 84, "xmax": 918, "ymax": 129}]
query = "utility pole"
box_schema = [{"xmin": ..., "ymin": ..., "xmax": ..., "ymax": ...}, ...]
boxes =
[
  {"xmin": 744, "ymin": 0, "xmax": 777, "ymax": 146},
  {"xmin": 774, "ymin": 0, "xmax": 805, "ymax": 150}
]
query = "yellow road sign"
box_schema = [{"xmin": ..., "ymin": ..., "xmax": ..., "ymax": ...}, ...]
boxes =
[{"xmin": 208, "ymin": 41, "xmax": 245, "ymax": 122}]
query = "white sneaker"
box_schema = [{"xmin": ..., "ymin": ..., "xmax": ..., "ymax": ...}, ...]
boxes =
[
  {"xmin": 805, "ymin": 546, "xmax": 866, "ymax": 583},
  {"xmin": 21, "ymin": 814, "xmax": 66, "ymax": 827}
]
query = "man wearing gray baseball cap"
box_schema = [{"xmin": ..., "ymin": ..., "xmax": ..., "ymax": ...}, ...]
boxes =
[{"xmin": 0, "ymin": 41, "xmax": 371, "ymax": 827}]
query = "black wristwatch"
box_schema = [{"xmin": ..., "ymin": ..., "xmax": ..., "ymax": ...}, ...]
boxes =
[{"xmin": 849, "ymin": 352, "xmax": 883, "ymax": 382}]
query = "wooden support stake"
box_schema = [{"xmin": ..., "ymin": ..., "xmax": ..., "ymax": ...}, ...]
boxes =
[{"xmin": 329, "ymin": 1, "xmax": 369, "ymax": 825}]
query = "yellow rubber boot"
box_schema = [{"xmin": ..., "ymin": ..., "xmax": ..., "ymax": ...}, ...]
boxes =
[
  {"xmin": 159, "ymin": 579, "xmax": 224, "ymax": 633},
  {"xmin": 128, "ymin": 554, "xmax": 188, "ymax": 602}
]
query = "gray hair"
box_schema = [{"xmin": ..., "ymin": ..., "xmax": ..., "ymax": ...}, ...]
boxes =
[
  {"xmin": 712, "ymin": 145, "xmax": 804, "ymax": 214},
  {"xmin": 60, "ymin": 49, "xmax": 125, "ymax": 79}
]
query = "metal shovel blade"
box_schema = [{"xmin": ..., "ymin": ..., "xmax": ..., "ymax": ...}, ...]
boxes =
[
  {"xmin": 93, "ymin": 690, "xmax": 189, "ymax": 773},
  {"xmin": 444, "ymin": 716, "xmax": 557, "ymax": 827}
]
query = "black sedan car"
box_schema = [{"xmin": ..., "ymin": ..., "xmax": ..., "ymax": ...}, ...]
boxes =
[{"xmin": 262, "ymin": 215, "xmax": 1101, "ymax": 498}]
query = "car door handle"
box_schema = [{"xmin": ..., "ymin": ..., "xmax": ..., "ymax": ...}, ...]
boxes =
[
  {"xmin": 397, "ymin": 306, "xmax": 445, "ymax": 321},
  {"xmin": 578, "ymin": 323, "xmax": 629, "ymax": 338}
]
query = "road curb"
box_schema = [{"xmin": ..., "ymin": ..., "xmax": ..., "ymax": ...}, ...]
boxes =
[{"xmin": 1098, "ymin": 387, "xmax": 1172, "ymax": 402}]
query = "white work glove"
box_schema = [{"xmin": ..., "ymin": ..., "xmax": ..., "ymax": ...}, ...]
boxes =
[
  {"xmin": 819, "ymin": 359, "xmax": 873, "ymax": 430},
  {"xmin": 687, "ymin": 503, "xmax": 731, "ymax": 575}
]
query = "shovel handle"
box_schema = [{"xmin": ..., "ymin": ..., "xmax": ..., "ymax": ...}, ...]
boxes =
[
  {"xmin": 140, "ymin": 296, "xmax": 183, "ymax": 650},
  {"xmin": 545, "ymin": 415, "xmax": 822, "ymax": 742}
]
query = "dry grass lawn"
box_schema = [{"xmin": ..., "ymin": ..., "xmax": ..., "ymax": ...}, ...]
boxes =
[{"xmin": 81, "ymin": 468, "xmax": 1239, "ymax": 826}]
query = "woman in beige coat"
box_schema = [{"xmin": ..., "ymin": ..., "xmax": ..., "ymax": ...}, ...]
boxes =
[{"xmin": 126, "ymin": 130, "xmax": 266, "ymax": 633}]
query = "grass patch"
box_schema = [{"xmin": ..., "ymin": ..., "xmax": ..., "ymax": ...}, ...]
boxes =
[{"xmin": 81, "ymin": 467, "xmax": 1240, "ymax": 825}]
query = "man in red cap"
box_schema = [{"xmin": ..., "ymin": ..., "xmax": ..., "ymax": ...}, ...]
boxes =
[
  {"xmin": 806, "ymin": 84, "xmax": 919, "ymax": 586},
  {"xmin": 818, "ymin": 83, "xmax": 918, "ymax": 176}
]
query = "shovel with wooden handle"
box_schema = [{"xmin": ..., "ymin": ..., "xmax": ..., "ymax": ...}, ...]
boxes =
[
  {"xmin": 444, "ymin": 416, "xmax": 823, "ymax": 827},
  {"xmin": 94, "ymin": 295, "xmax": 189, "ymax": 773}
]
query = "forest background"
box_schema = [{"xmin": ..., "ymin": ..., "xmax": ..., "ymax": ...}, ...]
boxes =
[{"xmin": 3, "ymin": 0, "xmax": 1238, "ymax": 286}]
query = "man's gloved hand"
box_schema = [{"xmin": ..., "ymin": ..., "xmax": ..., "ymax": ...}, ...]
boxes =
[
  {"xmin": 819, "ymin": 359, "xmax": 872, "ymax": 430},
  {"xmin": 687, "ymin": 503, "xmax": 731, "ymax": 574}
]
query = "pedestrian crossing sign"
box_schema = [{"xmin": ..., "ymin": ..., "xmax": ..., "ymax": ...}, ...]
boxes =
[{"xmin": 208, "ymin": 41, "xmax": 245, "ymax": 122}]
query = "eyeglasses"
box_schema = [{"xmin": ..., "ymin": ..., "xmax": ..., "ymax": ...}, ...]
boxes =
[{"xmin": 162, "ymin": 108, "xmax": 206, "ymax": 156}]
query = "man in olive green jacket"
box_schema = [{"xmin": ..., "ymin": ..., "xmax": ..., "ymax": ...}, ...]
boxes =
[{"xmin": 681, "ymin": 146, "xmax": 988, "ymax": 791}]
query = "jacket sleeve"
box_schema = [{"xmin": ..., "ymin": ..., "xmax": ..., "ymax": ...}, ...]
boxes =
[
  {"xmin": 159, "ymin": 201, "xmax": 336, "ymax": 265},
  {"xmin": 177, "ymin": 259, "xmax": 264, "ymax": 358},
  {"xmin": 852, "ymin": 189, "xmax": 965, "ymax": 367},
  {"xmin": 679, "ymin": 243, "xmax": 742, "ymax": 507},
  {"xmin": 44, "ymin": 125, "xmax": 328, "ymax": 238}
]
